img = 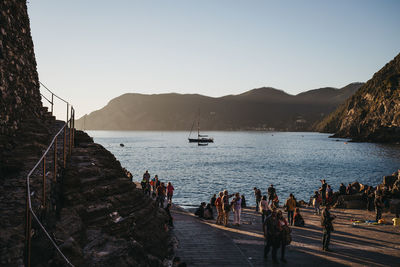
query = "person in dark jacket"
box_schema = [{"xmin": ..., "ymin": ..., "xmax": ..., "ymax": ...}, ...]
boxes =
[
  {"xmin": 263, "ymin": 208, "xmax": 280, "ymax": 263},
  {"xmin": 195, "ymin": 202, "xmax": 206, "ymax": 218},
  {"xmin": 367, "ymin": 186, "xmax": 375, "ymax": 211},
  {"xmin": 374, "ymin": 195, "xmax": 384, "ymax": 221},
  {"xmin": 321, "ymin": 204, "xmax": 335, "ymax": 251},
  {"xmin": 267, "ymin": 184, "xmax": 276, "ymax": 205},
  {"xmin": 320, "ymin": 180, "xmax": 327, "ymax": 206},
  {"xmin": 210, "ymin": 194, "xmax": 217, "ymax": 207},
  {"xmin": 241, "ymin": 195, "xmax": 247, "ymax": 208},
  {"xmin": 339, "ymin": 183, "xmax": 346, "ymax": 195}
]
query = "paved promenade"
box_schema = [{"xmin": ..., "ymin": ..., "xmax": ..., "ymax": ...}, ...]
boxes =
[{"xmin": 171, "ymin": 206, "xmax": 400, "ymax": 266}]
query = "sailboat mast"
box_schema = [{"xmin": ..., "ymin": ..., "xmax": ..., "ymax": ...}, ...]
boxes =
[{"xmin": 197, "ymin": 109, "xmax": 200, "ymax": 138}]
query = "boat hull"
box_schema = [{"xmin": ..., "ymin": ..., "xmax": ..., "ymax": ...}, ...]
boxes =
[{"xmin": 188, "ymin": 138, "xmax": 214, "ymax": 143}]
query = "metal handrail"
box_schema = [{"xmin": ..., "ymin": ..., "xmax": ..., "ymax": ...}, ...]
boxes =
[
  {"xmin": 25, "ymin": 92, "xmax": 75, "ymax": 266},
  {"xmin": 40, "ymin": 81, "xmax": 69, "ymax": 104},
  {"xmin": 39, "ymin": 81, "xmax": 71, "ymax": 117}
]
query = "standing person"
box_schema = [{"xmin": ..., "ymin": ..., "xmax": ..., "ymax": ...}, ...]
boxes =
[
  {"xmin": 321, "ymin": 204, "xmax": 336, "ymax": 251},
  {"xmin": 143, "ymin": 170, "xmax": 150, "ymax": 184},
  {"xmin": 339, "ymin": 183, "xmax": 346, "ymax": 195},
  {"xmin": 254, "ymin": 187, "xmax": 262, "ymax": 212},
  {"xmin": 277, "ymin": 210, "xmax": 290, "ymax": 263},
  {"xmin": 151, "ymin": 175, "xmax": 159, "ymax": 192},
  {"xmin": 260, "ymin": 195, "xmax": 271, "ymax": 223},
  {"xmin": 156, "ymin": 182, "xmax": 166, "ymax": 208},
  {"xmin": 232, "ymin": 193, "xmax": 242, "ymax": 226},
  {"xmin": 215, "ymin": 192, "xmax": 224, "ymax": 225},
  {"xmin": 367, "ymin": 186, "xmax": 375, "ymax": 211},
  {"xmin": 313, "ymin": 191, "xmax": 321, "ymax": 215},
  {"xmin": 222, "ymin": 190, "xmax": 234, "ymax": 226},
  {"xmin": 272, "ymin": 193, "xmax": 279, "ymax": 209},
  {"xmin": 346, "ymin": 183, "xmax": 353, "ymax": 195},
  {"xmin": 374, "ymin": 194, "xmax": 384, "ymax": 221},
  {"xmin": 263, "ymin": 208, "xmax": 280, "ymax": 263},
  {"xmin": 267, "ymin": 184, "xmax": 276, "ymax": 205},
  {"xmin": 326, "ymin": 185, "xmax": 333, "ymax": 204},
  {"xmin": 142, "ymin": 170, "xmax": 151, "ymax": 196},
  {"xmin": 167, "ymin": 182, "xmax": 174, "ymax": 203},
  {"xmin": 320, "ymin": 179, "xmax": 327, "ymax": 206},
  {"xmin": 210, "ymin": 194, "xmax": 217, "ymax": 207},
  {"xmin": 285, "ymin": 193, "xmax": 296, "ymax": 226}
]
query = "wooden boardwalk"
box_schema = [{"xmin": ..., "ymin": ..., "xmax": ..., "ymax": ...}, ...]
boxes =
[{"xmin": 171, "ymin": 206, "xmax": 400, "ymax": 266}]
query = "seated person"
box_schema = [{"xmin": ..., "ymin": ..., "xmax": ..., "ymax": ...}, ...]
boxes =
[
  {"xmin": 194, "ymin": 202, "xmax": 206, "ymax": 218},
  {"xmin": 241, "ymin": 195, "xmax": 247, "ymax": 208},
  {"xmin": 293, "ymin": 207, "xmax": 305, "ymax": 226},
  {"xmin": 204, "ymin": 203, "xmax": 214, "ymax": 219}
]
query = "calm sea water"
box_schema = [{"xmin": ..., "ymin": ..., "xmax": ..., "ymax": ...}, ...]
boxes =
[{"xmin": 87, "ymin": 131, "xmax": 400, "ymax": 208}]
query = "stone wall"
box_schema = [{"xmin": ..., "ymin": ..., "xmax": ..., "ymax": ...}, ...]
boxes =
[{"xmin": 0, "ymin": 0, "xmax": 41, "ymax": 141}]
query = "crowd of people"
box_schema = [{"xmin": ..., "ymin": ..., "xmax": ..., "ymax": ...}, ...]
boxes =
[
  {"xmin": 138, "ymin": 173, "xmax": 398, "ymax": 264},
  {"xmin": 140, "ymin": 170, "xmax": 175, "ymax": 227}
]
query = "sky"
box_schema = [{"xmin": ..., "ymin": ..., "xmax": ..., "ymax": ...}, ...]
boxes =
[{"xmin": 27, "ymin": 0, "xmax": 400, "ymax": 119}]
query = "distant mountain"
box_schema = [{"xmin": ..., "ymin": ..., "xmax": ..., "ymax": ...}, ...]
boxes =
[
  {"xmin": 316, "ymin": 53, "xmax": 400, "ymax": 142},
  {"xmin": 76, "ymin": 83, "xmax": 363, "ymax": 131}
]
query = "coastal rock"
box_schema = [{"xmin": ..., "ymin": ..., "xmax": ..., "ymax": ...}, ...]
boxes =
[
  {"xmin": 316, "ymin": 53, "xmax": 400, "ymax": 143},
  {"xmin": 53, "ymin": 130, "xmax": 170, "ymax": 266}
]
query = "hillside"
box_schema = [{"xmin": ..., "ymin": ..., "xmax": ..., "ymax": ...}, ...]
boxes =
[
  {"xmin": 316, "ymin": 53, "xmax": 400, "ymax": 142},
  {"xmin": 76, "ymin": 83, "xmax": 363, "ymax": 131}
]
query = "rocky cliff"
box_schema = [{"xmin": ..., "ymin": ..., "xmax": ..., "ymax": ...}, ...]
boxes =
[
  {"xmin": 316, "ymin": 53, "xmax": 400, "ymax": 142},
  {"xmin": 50, "ymin": 131, "xmax": 171, "ymax": 266},
  {"xmin": 75, "ymin": 83, "xmax": 362, "ymax": 131}
]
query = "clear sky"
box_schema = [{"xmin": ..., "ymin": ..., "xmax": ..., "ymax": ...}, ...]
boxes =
[{"xmin": 27, "ymin": 0, "xmax": 400, "ymax": 119}]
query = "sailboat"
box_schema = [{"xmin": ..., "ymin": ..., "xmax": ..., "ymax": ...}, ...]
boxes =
[{"xmin": 188, "ymin": 111, "xmax": 214, "ymax": 144}]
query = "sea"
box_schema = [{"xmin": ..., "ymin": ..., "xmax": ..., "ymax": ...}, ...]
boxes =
[{"xmin": 87, "ymin": 131, "xmax": 400, "ymax": 208}]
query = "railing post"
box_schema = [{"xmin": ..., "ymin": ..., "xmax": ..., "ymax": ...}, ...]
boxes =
[
  {"xmin": 72, "ymin": 109, "xmax": 75, "ymax": 147},
  {"xmin": 63, "ymin": 127, "xmax": 66, "ymax": 168},
  {"xmin": 43, "ymin": 158, "xmax": 46, "ymax": 208},
  {"xmin": 54, "ymin": 138, "xmax": 57, "ymax": 182},
  {"xmin": 66, "ymin": 103, "xmax": 69, "ymax": 127},
  {"xmin": 25, "ymin": 191, "xmax": 32, "ymax": 267},
  {"xmin": 51, "ymin": 93, "xmax": 54, "ymax": 116}
]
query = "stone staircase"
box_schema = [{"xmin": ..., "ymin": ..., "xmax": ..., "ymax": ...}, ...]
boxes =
[
  {"xmin": 0, "ymin": 106, "xmax": 71, "ymax": 266},
  {"xmin": 47, "ymin": 131, "xmax": 171, "ymax": 266}
]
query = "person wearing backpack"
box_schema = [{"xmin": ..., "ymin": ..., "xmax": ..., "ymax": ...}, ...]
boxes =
[
  {"xmin": 321, "ymin": 204, "xmax": 336, "ymax": 251},
  {"xmin": 277, "ymin": 210, "xmax": 291, "ymax": 263},
  {"xmin": 263, "ymin": 208, "xmax": 280, "ymax": 263}
]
